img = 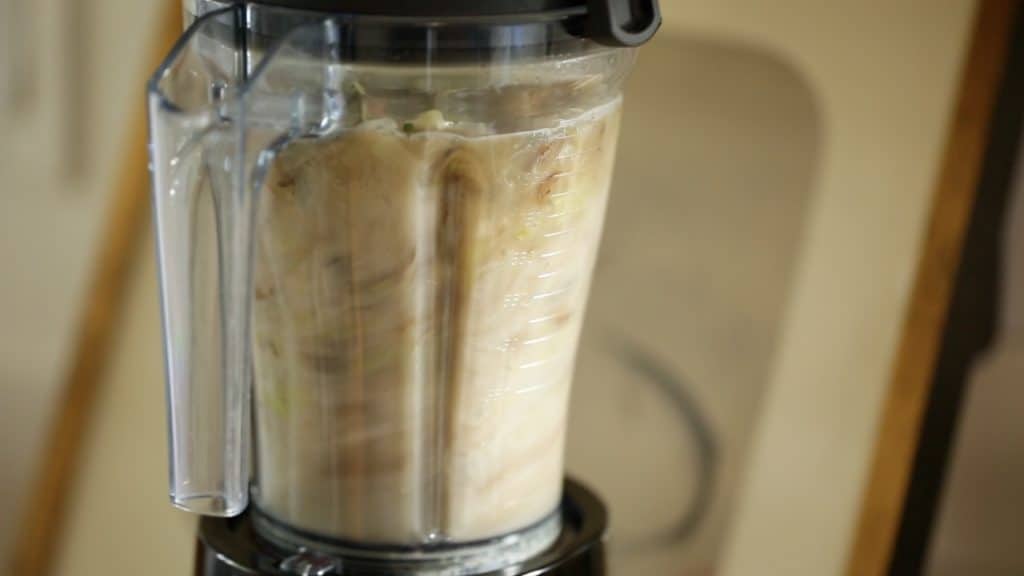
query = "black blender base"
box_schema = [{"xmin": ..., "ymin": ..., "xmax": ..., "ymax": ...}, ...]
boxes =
[{"xmin": 195, "ymin": 478, "xmax": 607, "ymax": 576}]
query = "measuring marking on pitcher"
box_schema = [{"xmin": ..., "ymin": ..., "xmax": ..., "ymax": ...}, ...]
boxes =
[
  {"xmin": 522, "ymin": 333, "xmax": 561, "ymax": 346},
  {"xmin": 496, "ymin": 332, "xmax": 561, "ymax": 352},
  {"xmin": 512, "ymin": 383, "xmax": 557, "ymax": 396},
  {"xmin": 542, "ymin": 228, "xmax": 576, "ymax": 239},
  {"xmin": 539, "ymin": 249, "xmax": 565, "ymax": 259},
  {"xmin": 546, "ymin": 209, "xmax": 582, "ymax": 220},
  {"xmin": 531, "ymin": 287, "xmax": 571, "ymax": 301},
  {"xmin": 527, "ymin": 312, "xmax": 569, "ymax": 325},
  {"xmin": 518, "ymin": 355, "xmax": 566, "ymax": 370}
]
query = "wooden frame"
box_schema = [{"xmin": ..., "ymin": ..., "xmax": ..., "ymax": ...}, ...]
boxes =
[{"xmin": 846, "ymin": 1, "xmax": 1021, "ymax": 574}]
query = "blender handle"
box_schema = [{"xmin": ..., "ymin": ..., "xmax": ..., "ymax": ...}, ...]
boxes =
[
  {"xmin": 148, "ymin": 7, "xmax": 345, "ymax": 517},
  {"xmin": 149, "ymin": 115, "xmax": 257, "ymax": 517},
  {"xmin": 147, "ymin": 7, "xmax": 255, "ymax": 517}
]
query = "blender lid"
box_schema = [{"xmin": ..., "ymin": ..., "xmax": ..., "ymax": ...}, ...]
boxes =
[{"xmin": 243, "ymin": 0, "xmax": 661, "ymax": 46}]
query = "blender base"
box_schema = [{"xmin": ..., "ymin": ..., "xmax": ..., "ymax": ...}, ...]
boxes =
[{"xmin": 195, "ymin": 478, "xmax": 607, "ymax": 576}]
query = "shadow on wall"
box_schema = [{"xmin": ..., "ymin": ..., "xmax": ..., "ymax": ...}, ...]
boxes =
[
  {"xmin": 925, "ymin": 111, "xmax": 1024, "ymax": 576},
  {"xmin": 566, "ymin": 30, "xmax": 821, "ymax": 575}
]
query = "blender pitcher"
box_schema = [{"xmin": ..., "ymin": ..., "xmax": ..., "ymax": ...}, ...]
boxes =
[{"xmin": 148, "ymin": 1, "xmax": 659, "ymax": 574}]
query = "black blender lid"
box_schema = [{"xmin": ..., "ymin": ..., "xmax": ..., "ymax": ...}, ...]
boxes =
[{"xmin": 246, "ymin": 0, "xmax": 661, "ymax": 46}]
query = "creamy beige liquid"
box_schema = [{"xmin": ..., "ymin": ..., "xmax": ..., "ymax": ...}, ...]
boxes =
[{"xmin": 250, "ymin": 99, "xmax": 621, "ymax": 544}]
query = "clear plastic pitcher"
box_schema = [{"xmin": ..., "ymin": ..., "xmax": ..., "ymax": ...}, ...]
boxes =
[{"xmin": 148, "ymin": 0, "xmax": 658, "ymax": 571}]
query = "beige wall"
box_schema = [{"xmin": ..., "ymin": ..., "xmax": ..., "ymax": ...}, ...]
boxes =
[
  {"xmin": 568, "ymin": 30, "xmax": 818, "ymax": 574},
  {"xmin": 654, "ymin": 1, "xmax": 975, "ymax": 574},
  {"xmin": 0, "ymin": 0, "xmax": 166, "ymax": 558}
]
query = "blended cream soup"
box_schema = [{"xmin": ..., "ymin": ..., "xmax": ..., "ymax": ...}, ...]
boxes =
[{"xmin": 250, "ymin": 99, "xmax": 621, "ymax": 544}]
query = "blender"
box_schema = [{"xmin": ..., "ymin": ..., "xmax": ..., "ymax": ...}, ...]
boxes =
[{"xmin": 147, "ymin": 1, "xmax": 659, "ymax": 574}]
